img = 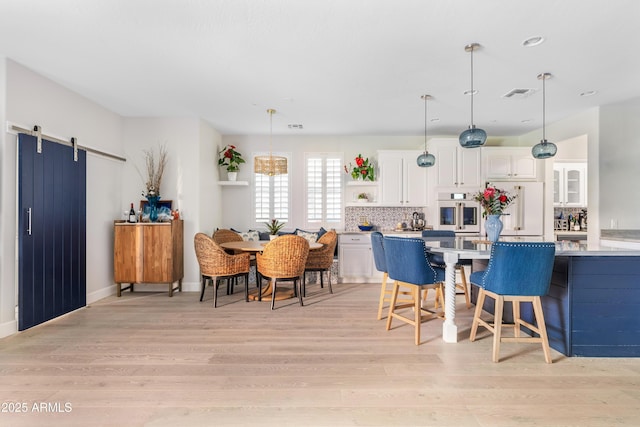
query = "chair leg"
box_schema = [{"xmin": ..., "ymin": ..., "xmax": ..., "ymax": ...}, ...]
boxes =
[
  {"xmin": 270, "ymin": 279, "xmax": 277, "ymax": 310},
  {"xmin": 413, "ymin": 286, "xmax": 422, "ymax": 346},
  {"xmin": 457, "ymin": 265, "xmax": 471, "ymax": 309},
  {"xmin": 469, "ymin": 288, "xmax": 486, "ymax": 341},
  {"xmin": 302, "ymin": 272, "xmax": 307, "ymax": 297},
  {"xmin": 327, "ymin": 270, "xmax": 333, "ymax": 294},
  {"xmin": 297, "ymin": 278, "xmax": 304, "ymax": 307},
  {"xmin": 492, "ymin": 295, "xmax": 505, "ymax": 363},
  {"xmin": 385, "ymin": 282, "xmax": 400, "ymax": 331},
  {"xmin": 199, "ymin": 275, "xmax": 207, "ymax": 302},
  {"xmin": 533, "ymin": 296, "xmax": 553, "ymax": 364},
  {"xmin": 213, "ymin": 277, "xmax": 219, "ymax": 308},
  {"xmin": 244, "ymin": 273, "xmax": 249, "ymax": 302},
  {"xmin": 377, "ymin": 273, "xmax": 389, "ymax": 320},
  {"xmin": 512, "ymin": 300, "xmax": 521, "ymax": 338},
  {"xmin": 258, "ymin": 273, "xmax": 263, "ymax": 301}
]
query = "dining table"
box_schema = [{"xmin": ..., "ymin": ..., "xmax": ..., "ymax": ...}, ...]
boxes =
[{"xmin": 219, "ymin": 239, "xmax": 323, "ymax": 301}]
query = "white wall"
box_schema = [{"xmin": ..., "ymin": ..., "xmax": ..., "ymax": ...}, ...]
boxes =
[
  {"xmin": 1, "ymin": 59, "xmax": 125, "ymax": 336},
  {"xmin": 519, "ymin": 107, "xmax": 600, "ymax": 243},
  {"xmin": 599, "ymin": 97, "xmax": 640, "ymax": 230},
  {"xmin": 122, "ymin": 117, "xmax": 221, "ymax": 292}
]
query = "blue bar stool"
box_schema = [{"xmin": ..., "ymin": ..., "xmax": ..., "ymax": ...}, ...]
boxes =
[
  {"xmin": 383, "ymin": 236, "xmax": 445, "ymax": 345},
  {"xmin": 371, "ymin": 232, "xmax": 413, "ymax": 320},
  {"xmin": 469, "ymin": 241, "xmax": 556, "ymax": 363}
]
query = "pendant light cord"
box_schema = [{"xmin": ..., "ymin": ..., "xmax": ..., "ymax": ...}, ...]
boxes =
[
  {"xmin": 424, "ymin": 95, "xmax": 428, "ymax": 152},
  {"xmin": 542, "ymin": 76, "xmax": 546, "ymax": 142},
  {"xmin": 470, "ymin": 46, "xmax": 474, "ymax": 127}
]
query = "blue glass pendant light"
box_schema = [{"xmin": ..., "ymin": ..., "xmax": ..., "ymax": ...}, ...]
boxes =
[
  {"xmin": 459, "ymin": 43, "xmax": 487, "ymax": 148},
  {"xmin": 417, "ymin": 94, "xmax": 436, "ymax": 167},
  {"xmin": 531, "ymin": 72, "xmax": 558, "ymax": 159}
]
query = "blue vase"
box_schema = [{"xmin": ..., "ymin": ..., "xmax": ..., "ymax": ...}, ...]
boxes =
[
  {"xmin": 147, "ymin": 195, "xmax": 160, "ymax": 222},
  {"xmin": 485, "ymin": 214, "xmax": 503, "ymax": 242}
]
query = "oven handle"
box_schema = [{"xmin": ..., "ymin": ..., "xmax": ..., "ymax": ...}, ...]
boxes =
[{"xmin": 456, "ymin": 202, "xmax": 463, "ymax": 230}]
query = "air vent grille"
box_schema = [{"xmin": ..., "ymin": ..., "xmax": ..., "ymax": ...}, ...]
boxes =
[
  {"xmin": 288, "ymin": 124, "xmax": 303, "ymax": 130},
  {"xmin": 502, "ymin": 88, "xmax": 537, "ymax": 99}
]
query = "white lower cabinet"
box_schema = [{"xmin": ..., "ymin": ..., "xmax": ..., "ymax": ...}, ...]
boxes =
[{"xmin": 338, "ymin": 233, "xmax": 382, "ymax": 283}]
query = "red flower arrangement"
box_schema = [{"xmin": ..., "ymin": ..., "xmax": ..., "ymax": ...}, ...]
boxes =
[
  {"xmin": 473, "ymin": 185, "xmax": 516, "ymax": 217},
  {"xmin": 345, "ymin": 154, "xmax": 375, "ymax": 181},
  {"xmin": 218, "ymin": 145, "xmax": 245, "ymax": 172}
]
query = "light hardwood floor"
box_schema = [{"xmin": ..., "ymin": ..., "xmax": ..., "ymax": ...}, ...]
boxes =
[{"xmin": 1, "ymin": 282, "xmax": 640, "ymax": 427}]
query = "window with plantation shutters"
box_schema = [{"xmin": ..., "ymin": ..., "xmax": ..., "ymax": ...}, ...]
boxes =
[
  {"xmin": 305, "ymin": 153, "xmax": 342, "ymax": 228},
  {"xmin": 254, "ymin": 155, "xmax": 290, "ymax": 224}
]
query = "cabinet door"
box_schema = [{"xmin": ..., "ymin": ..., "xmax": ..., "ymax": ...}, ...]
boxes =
[
  {"xmin": 143, "ymin": 225, "xmax": 173, "ymax": 282},
  {"xmin": 434, "ymin": 144, "xmax": 458, "ymax": 187},
  {"xmin": 512, "ymin": 155, "xmax": 537, "ymax": 179},
  {"xmin": 404, "ymin": 156, "xmax": 428, "ymax": 205},
  {"xmin": 379, "ymin": 153, "xmax": 404, "ymax": 204},
  {"xmin": 114, "ymin": 225, "xmax": 143, "ymax": 283},
  {"xmin": 458, "ymin": 148, "xmax": 482, "ymax": 187},
  {"xmin": 484, "ymin": 152, "xmax": 512, "ymax": 179},
  {"xmin": 339, "ymin": 245, "xmax": 373, "ymax": 278}
]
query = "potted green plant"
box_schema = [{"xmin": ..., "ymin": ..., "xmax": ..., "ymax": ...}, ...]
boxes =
[
  {"xmin": 218, "ymin": 144, "xmax": 245, "ymax": 181},
  {"xmin": 357, "ymin": 192, "xmax": 369, "ymax": 202},
  {"xmin": 265, "ymin": 219, "xmax": 286, "ymax": 240}
]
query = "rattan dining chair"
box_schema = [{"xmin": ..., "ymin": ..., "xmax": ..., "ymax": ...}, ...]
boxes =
[
  {"xmin": 213, "ymin": 228, "xmax": 253, "ymax": 294},
  {"xmin": 256, "ymin": 234, "xmax": 310, "ymax": 310},
  {"xmin": 194, "ymin": 232, "xmax": 251, "ymax": 308},
  {"xmin": 469, "ymin": 241, "xmax": 556, "ymax": 363},
  {"xmin": 302, "ymin": 230, "xmax": 337, "ymax": 297}
]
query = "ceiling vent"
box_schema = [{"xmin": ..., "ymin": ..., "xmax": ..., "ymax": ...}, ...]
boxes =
[
  {"xmin": 502, "ymin": 88, "xmax": 537, "ymax": 99},
  {"xmin": 288, "ymin": 124, "xmax": 303, "ymax": 130}
]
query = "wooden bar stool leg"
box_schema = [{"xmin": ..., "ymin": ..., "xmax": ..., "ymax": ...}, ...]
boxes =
[
  {"xmin": 470, "ymin": 288, "xmax": 485, "ymax": 341},
  {"xmin": 492, "ymin": 296, "xmax": 505, "ymax": 363},
  {"xmin": 533, "ymin": 296, "xmax": 553, "ymax": 364},
  {"xmin": 377, "ymin": 273, "xmax": 389, "ymax": 320}
]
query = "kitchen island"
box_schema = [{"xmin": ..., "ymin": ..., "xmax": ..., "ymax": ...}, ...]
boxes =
[
  {"xmin": 426, "ymin": 237, "xmax": 640, "ymax": 357},
  {"xmin": 464, "ymin": 240, "xmax": 640, "ymax": 357}
]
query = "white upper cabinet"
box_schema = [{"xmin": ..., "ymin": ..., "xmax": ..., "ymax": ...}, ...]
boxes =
[
  {"xmin": 482, "ymin": 147, "xmax": 538, "ymax": 180},
  {"xmin": 378, "ymin": 150, "xmax": 427, "ymax": 206},
  {"xmin": 554, "ymin": 162, "xmax": 587, "ymax": 207},
  {"xmin": 431, "ymin": 138, "xmax": 482, "ymax": 189}
]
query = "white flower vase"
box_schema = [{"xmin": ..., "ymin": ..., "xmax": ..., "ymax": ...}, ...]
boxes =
[
  {"xmin": 269, "ymin": 234, "xmax": 278, "ymax": 240},
  {"xmin": 227, "ymin": 171, "xmax": 237, "ymax": 181}
]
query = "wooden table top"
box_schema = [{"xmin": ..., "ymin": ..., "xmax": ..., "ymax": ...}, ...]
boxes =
[{"xmin": 219, "ymin": 239, "xmax": 322, "ymax": 252}]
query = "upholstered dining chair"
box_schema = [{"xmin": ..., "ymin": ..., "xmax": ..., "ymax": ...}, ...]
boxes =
[
  {"xmin": 194, "ymin": 232, "xmax": 251, "ymax": 308},
  {"xmin": 303, "ymin": 230, "xmax": 337, "ymax": 297},
  {"xmin": 256, "ymin": 234, "xmax": 310, "ymax": 310},
  {"xmin": 371, "ymin": 232, "xmax": 414, "ymax": 320},
  {"xmin": 469, "ymin": 241, "xmax": 556, "ymax": 363},
  {"xmin": 421, "ymin": 230, "xmax": 471, "ymax": 309},
  {"xmin": 383, "ymin": 236, "xmax": 445, "ymax": 345}
]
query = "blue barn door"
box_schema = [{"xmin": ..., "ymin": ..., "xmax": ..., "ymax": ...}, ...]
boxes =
[{"xmin": 18, "ymin": 133, "xmax": 86, "ymax": 331}]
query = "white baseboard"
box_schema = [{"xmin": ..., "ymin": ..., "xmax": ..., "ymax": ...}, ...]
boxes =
[{"xmin": 0, "ymin": 318, "xmax": 17, "ymax": 339}]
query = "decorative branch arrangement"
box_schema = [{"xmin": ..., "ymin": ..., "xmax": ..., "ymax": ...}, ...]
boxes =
[{"xmin": 141, "ymin": 145, "xmax": 168, "ymax": 198}]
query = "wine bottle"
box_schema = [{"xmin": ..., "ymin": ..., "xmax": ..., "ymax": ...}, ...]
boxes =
[{"xmin": 128, "ymin": 203, "xmax": 137, "ymax": 223}]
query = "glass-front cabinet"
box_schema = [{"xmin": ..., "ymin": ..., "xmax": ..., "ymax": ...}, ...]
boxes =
[{"xmin": 554, "ymin": 162, "xmax": 587, "ymax": 207}]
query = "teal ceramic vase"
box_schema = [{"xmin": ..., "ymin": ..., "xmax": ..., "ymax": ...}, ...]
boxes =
[{"xmin": 147, "ymin": 195, "xmax": 160, "ymax": 222}]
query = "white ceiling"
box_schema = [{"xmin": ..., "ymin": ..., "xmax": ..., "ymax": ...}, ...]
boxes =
[{"xmin": 1, "ymin": 0, "xmax": 639, "ymax": 138}]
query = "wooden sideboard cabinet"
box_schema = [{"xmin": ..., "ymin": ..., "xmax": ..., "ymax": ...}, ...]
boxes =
[{"xmin": 113, "ymin": 220, "xmax": 184, "ymax": 297}]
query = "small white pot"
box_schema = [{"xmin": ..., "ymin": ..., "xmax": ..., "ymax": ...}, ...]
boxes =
[
  {"xmin": 269, "ymin": 234, "xmax": 278, "ymax": 240},
  {"xmin": 227, "ymin": 171, "xmax": 238, "ymax": 181}
]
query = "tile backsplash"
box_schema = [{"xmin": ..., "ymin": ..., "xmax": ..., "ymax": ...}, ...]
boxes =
[{"xmin": 345, "ymin": 206, "xmax": 427, "ymax": 231}]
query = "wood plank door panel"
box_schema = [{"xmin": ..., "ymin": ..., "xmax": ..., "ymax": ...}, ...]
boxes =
[{"xmin": 18, "ymin": 134, "xmax": 86, "ymax": 331}]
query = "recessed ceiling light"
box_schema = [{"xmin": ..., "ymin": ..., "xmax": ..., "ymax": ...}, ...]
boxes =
[
  {"xmin": 522, "ymin": 36, "xmax": 545, "ymax": 47},
  {"xmin": 430, "ymin": 118, "xmax": 440, "ymax": 122},
  {"xmin": 580, "ymin": 90, "xmax": 598, "ymax": 97},
  {"xmin": 521, "ymin": 119, "xmax": 533, "ymax": 123},
  {"xmin": 463, "ymin": 89, "xmax": 478, "ymax": 96}
]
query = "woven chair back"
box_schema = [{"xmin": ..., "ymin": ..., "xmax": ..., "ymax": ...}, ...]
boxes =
[
  {"xmin": 194, "ymin": 232, "xmax": 250, "ymax": 277},
  {"xmin": 257, "ymin": 234, "xmax": 310, "ymax": 279}
]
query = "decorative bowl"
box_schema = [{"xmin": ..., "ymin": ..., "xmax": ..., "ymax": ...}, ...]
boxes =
[{"xmin": 358, "ymin": 225, "xmax": 373, "ymax": 231}]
